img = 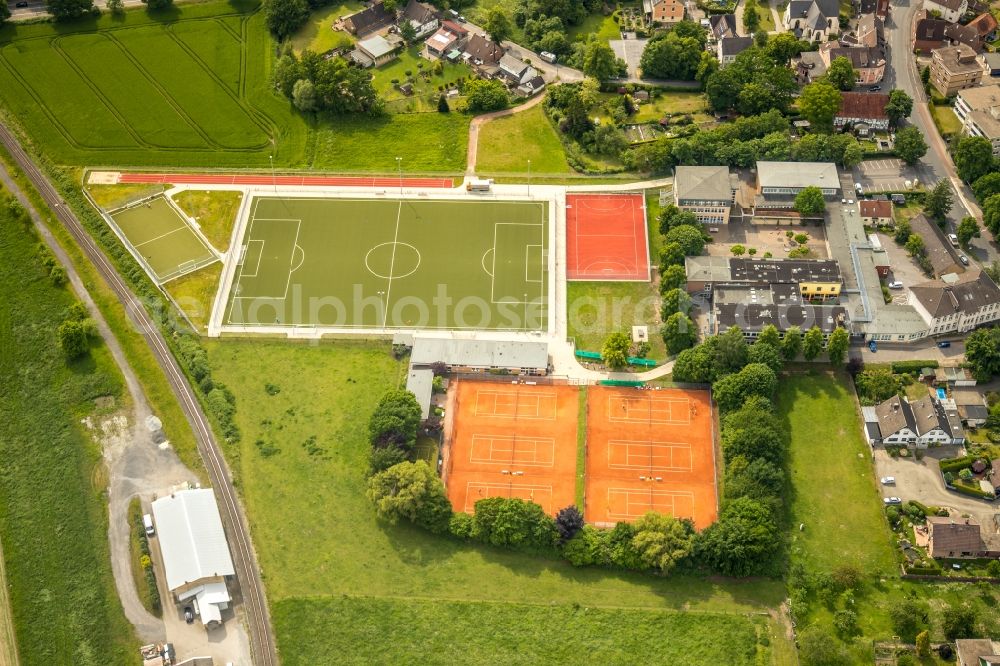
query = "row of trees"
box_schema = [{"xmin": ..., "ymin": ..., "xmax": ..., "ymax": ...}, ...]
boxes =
[{"xmin": 44, "ymin": 0, "xmax": 169, "ymax": 20}]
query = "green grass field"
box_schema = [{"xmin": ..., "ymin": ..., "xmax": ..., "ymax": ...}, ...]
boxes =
[
  {"xmin": 779, "ymin": 372, "xmax": 896, "ymax": 575},
  {"xmin": 205, "ymin": 339, "xmax": 789, "ymax": 662},
  {"xmin": 0, "ymin": 192, "xmax": 136, "ymax": 664},
  {"xmin": 171, "ymin": 189, "xmax": 244, "ymax": 252},
  {"xmin": 289, "ymin": 1, "xmax": 361, "ymax": 54},
  {"xmin": 223, "ymin": 196, "xmax": 549, "ymax": 330},
  {"xmin": 110, "ymin": 196, "xmax": 217, "ymax": 282},
  {"xmin": 373, "ymin": 45, "xmax": 472, "ymax": 112},
  {"xmin": 566, "ymin": 281, "xmax": 666, "ymax": 359},
  {"xmin": 0, "ymin": 1, "xmax": 468, "ymax": 172},
  {"xmin": 476, "ymin": 105, "xmax": 572, "ymax": 175}
]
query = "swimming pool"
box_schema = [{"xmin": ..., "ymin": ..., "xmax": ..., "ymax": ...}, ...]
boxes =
[{"xmin": 937, "ymin": 388, "xmax": 947, "ymax": 400}]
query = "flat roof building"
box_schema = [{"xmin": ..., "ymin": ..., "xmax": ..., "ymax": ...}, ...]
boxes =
[
  {"xmin": 673, "ymin": 165, "xmax": 735, "ymax": 225},
  {"xmin": 755, "ymin": 161, "xmax": 840, "ymax": 198},
  {"xmin": 406, "ymin": 368, "xmax": 434, "ymax": 420},
  {"xmin": 955, "ymin": 84, "xmax": 1000, "ymax": 156},
  {"xmin": 930, "ymin": 44, "xmax": 983, "ymax": 96},
  {"xmin": 408, "ymin": 336, "xmax": 549, "ymax": 375}
]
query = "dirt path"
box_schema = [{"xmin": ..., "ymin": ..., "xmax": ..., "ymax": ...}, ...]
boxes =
[
  {"xmin": 0, "ymin": 161, "xmax": 198, "ymax": 643},
  {"xmin": 466, "ymin": 93, "xmax": 548, "ymax": 175}
]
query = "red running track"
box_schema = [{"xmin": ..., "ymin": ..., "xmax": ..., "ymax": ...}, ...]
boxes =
[
  {"xmin": 565, "ymin": 193, "xmax": 649, "ymax": 281},
  {"xmin": 118, "ymin": 172, "xmax": 455, "ymax": 188}
]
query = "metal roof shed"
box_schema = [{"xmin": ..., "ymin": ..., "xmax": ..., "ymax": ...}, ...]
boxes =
[{"xmin": 151, "ymin": 489, "xmax": 235, "ymax": 592}]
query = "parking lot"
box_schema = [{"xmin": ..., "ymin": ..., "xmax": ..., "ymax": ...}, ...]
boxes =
[
  {"xmin": 874, "ymin": 231, "xmax": 925, "ymax": 301},
  {"xmin": 609, "ymin": 39, "xmax": 648, "ymax": 79},
  {"xmin": 852, "ymin": 159, "xmax": 934, "ymax": 195}
]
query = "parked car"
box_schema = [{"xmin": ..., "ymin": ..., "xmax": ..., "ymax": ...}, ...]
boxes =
[
  {"xmin": 868, "ymin": 340, "xmax": 878, "ymax": 352},
  {"xmin": 855, "ymin": 182, "xmax": 864, "ymax": 193},
  {"xmin": 959, "ymin": 254, "xmax": 969, "ymax": 266},
  {"xmin": 880, "ymin": 476, "xmax": 895, "ymax": 485},
  {"xmin": 937, "ymin": 340, "xmax": 951, "ymax": 348},
  {"xmin": 883, "ymin": 496, "xmax": 902, "ymax": 505},
  {"xmin": 184, "ymin": 606, "xmax": 194, "ymax": 624},
  {"xmin": 870, "ymin": 85, "xmax": 881, "ymax": 91},
  {"xmin": 948, "ymin": 233, "xmax": 959, "ymax": 247},
  {"xmin": 142, "ymin": 513, "xmax": 155, "ymax": 537},
  {"xmin": 14, "ymin": 1, "xmax": 28, "ymax": 6},
  {"xmin": 539, "ymin": 51, "xmax": 558, "ymax": 64},
  {"xmin": 888, "ymin": 281, "xmax": 903, "ymax": 289}
]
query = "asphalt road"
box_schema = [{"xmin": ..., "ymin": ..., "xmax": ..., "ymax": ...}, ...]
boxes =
[
  {"xmin": 885, "ymin": 0, "xmax": 999, "ymax": 265},
  {"xmin": 0, "ymin": 122, "xmax": 279, "ymax": 666}
]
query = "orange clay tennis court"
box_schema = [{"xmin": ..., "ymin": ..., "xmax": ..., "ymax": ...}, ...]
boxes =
[
  {"xmin": 585, "ymin": 386, "xmax": 717, "ymax": 529},
  {"xmin": 446, "ymin": 380, "xmax": 578, "ymax": 516},
  {"xmin": 565, "ymin": 193, "xmax": 649, "ymax": 281}
]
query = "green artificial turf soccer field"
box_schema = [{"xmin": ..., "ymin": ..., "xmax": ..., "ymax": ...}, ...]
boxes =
[
  {"xmin": 110, "ymin": 196, "xmax": 216, "ymax": 282},
  {"xmin": 223, "ymin": 197, "xmax": 549, "ymax": 330}
]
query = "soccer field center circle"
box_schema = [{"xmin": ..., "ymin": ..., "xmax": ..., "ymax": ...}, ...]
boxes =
[{"xmin": 364, "ymin": 241, "xmax": 422, "ymax": 280}]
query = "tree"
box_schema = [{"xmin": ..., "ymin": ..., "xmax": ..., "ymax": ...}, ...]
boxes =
[
  {"xmin": 264, "ymin": 0, "xmax": 310, "ymax": 39},
  {"xmin": 757, "ymin": 324, "xmax": 780, "ymax": 348},
  {"xmin": 894, "ymin": 218, "xmax": 912, "ymax": 243},
  {"xmin": 399, "ymin": 19, "xmax": 417, "ymax": 43},
  {"xmin": 661, "ymin": 312, "xmax": 697, "ymax": 355},
  {"xmin": 659, "ymin": 242, "xmax": 685, "ymax": 270},
  {"xmin": 660, "ymin": 264, "xmax": 687, "ymax": 292},
  {"xmin": 856, "ymin": 368, "xmax": 900, "ymax": 402},
  {"xmin": 722, "ymin": 419, "xmax": 785, "ymax": 464},
  {"xmin": 471, "ymin": 497, "xmax": 558, "ymax": 549},
  {"xmin": 696, "ymin": 497, "xmax": 778, "ymax": 576},
  {"xmin": 964, "ymin": 326, "xmax": 1000, "ymax": 381},
  {"xmin": 657, "ymin": 204, "xmax": 700, "ymax": 234},
  {"xmin": 465, "ymin": 79, "xmax": 509, "ymax": 112},
  {"xmin": 58, "ymin": 319, "xmax": 89, "ymax": 359},
  {"xmin": 664, "ymin": 224, "xmax": 705, "ymax": 256},
  {"xmin": 799, "ymin": 82, "xmax": 841, "ymax": 132},
  {"xmin": 484, "ymin": 7, "xmax": 513, "ymax": 44},
  {"xmin": 841, "ymin": 141, "xmax": 864, "ymax": 169},
  {"xmin": 601, "ymin": 330, "xmax": 631, "ymax": 369},
  {"xmin": 894, "ymin": 125, "xmax": 928, "ymax": 166},
  {"xmin": 826, "ymin": 327, "xmax": 849, "ymax": 365},
  {"xmin": 366, "ymin": 461, "xmax": 453, "ymax": 533},
  {"xmin": 0, "ymin": 2, "xmax": 9, "ymax": 22},
  {"xmin": 731, "ymin": 243, "xmax": 746, "ymax": 256},
  {"xmin": 629, "ymin": 512, "xmax": 695, "ymax": 573},
  {"xmin": 798, "ymin": 627, "xmax": 851, "ymax": 666},
  {"xmin": 747, "ymin": 341, "xmax": 783, "ymax": 373},
  {"xmin": 672, "ymin": 344, "xmax": 717, "ymax": 383},
  {"xmin": 972, "ymin": 172, "xmax": 1000, "ymax": 202},
  {"xmin": 106, "ymin": 0, "xmax": 123, "ymax": 14},
  {"xmin": 661, "ymin": 288, "xmax": 693, "ymax": 319},
  {"xmin": 986, "ymin": 194, "xmax": 1000, "ymax": 235},
  {"xmin": 905, "ymin": 233, "xmax": 925, "ymax": 257},
  {"xmin": 713, "ymin": 363, "xmax": 777, "ymax": 412},
  {"xmin": 889, "ymin": 598, "xmax": 928, "ymax": 642},
  {"xmin": 640, "ymin": 33, "xmax": 703, "ymax": 81},
  {"xmin": 794, "ymin": 186, "xmax": 826, "ymax": 217},
  {"xmin": 825, "ymin": 56, "xmax": 856, "ymax": 91},
  {"xmin": 437, "ymin": 94, "xmax": 450, "ymax": 113},
  {"xmin": 47, "ymin": 0, "xmax": 94, "ymax": 19},
  {"xmin": 885, "ymin": 90, "xmax": 913, "ymax": 127},
  {"xmin": 942, "ymin": 604, "xmax": 977, "ymax": 640},
  {"xmin": 802, "ymin": 326, "xmax": 824, "ymax": 361},
  {"xmin": 781, "ymin": 325, "xmax": 801, "ymax": 360},
  {"xmin": 766, "ymin": 33, "xmax": 806, "ymax": 65},
  {"xmin": 957, "ymin": 216, "xmax": 980, "ymax": 247},
  {"xmin": 920, "ymin": 65, "xmax": 931, "ymax": 89},
  {"xmin": 725, "ymin": 455, "xmax": 784, "ymax": 502},
  {"xmin": 915, "ymin": 630, "xmax": 930, "ymax": 657},
  {"xmin": 368, "ymin": 388, "xmax": 422, "ymax": 451},
  {"xmin": 143, "ymin": 0, "xmax": 172, "ymax": 9},
  {"xmin": 953, "ymin": 135, "xmax": 995, "ymax": 183},
  {"xmin": 742, "ymin": 0, "xmax": 760, "ymax": 32},
  {"xmin": 925, "ymin": 180, "xmax": 954, "ymax": 222},
  {"xmin": 714, "ymin": 326, "xmax": 748, "ymax": 374},
  {"xmin": 554, "ymin": 505, "xmax": 584, "ymax": 542},
  {"xmin": 582, "ymin": 39, "xmax": 620, "ymax": 82},
  {"xmin": 291, "ymin": 79, "xmax": 317, "ymax": 113}
]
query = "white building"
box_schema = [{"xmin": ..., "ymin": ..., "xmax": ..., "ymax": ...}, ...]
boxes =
[
  {"xmin": 909, "ymin": 270, "xmax": 1000, "ymax": 336},
  {"xmin": 954, "ymin": 84, "xmax": 1000, "ymax": 157},
  {"xmin": 783, "ymin": 0, "xmax": 840, "ymax": 42},
  {"xmin": 756, "ymin": 161, "xmax": 841, "ymax": 198},
  {"xmin": 151, "ymin": 489, "xmax": 236, "ymax": 629},
  {"xmin": 872, "ymin": 395, "xmax": 961, "ymax": 447},
  {"xmin": 673, "ymin": 165, "xmax": 735, "ymax": 224},
  {"xmin": 923, "ymin": 0, "xmax": 968, "ymax": 24}
]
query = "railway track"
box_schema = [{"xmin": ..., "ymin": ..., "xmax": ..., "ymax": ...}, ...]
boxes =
[{"xmin": 0, "ymin": 123, "xmax": 278, "ymax": 666}]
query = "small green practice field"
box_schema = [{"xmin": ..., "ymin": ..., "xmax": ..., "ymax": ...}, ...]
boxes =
[
  {"xmin": 476, "ymin": 106, "xmax": 572, "ymax": 175},
  {"xmin": 110, "ymin": 196, "xmax": 217, "ymax": 282},
  {"xmin": 288, "ymin": 1, "xmax": 362, "ymax": 54},
  {"xmin": 206, "ymin": 339, "xmax": 791, "ymax": 664},
  {"xmin": 780, "ymin": 371, "xmax": 896, "ymax": 575},
  {"xmin": 566, "ymin": 281, "xmax": 666, "ymax": 360},
  {"xmin": 223, "ymin": 196, "xmax": 549, "ymax": 330}
]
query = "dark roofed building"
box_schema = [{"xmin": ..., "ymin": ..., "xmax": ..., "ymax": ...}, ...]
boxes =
[
  {"xmin": 463, "ymin": 34, "xmax": 504, "ymax": 75},
  {"xmin": 709, "ymin": 13, "xmax": 739, "ymax": 40},
  {"xmin": 927, "ymin": 516, "xmax": 991, "ymax": 558},
  {"xmin": 714, "ymin": 303, "xmax": 847, "ymax": 337},
  {"xmin": 857, "ymin": 0, "xmax": 889, "ymax": 18},
  {"xmin": 835, "ymin": 91, "xmax": 890, "ymax": 129},
  {"xmin": 873, "ymin": 394, "xmax": 959, "ymax": 446},
  {"xmin": 908, "ymin": 213, "xmax": 964, "ymax": 277},
  {"xmin": 912, "ymin": 17, "xmax": 982, "ymax": 52},
  {"xmin": 910, "ymin": 270, "xmax": 1000, "ymax": 334},
  {"xmin": 400, "ymin": 0, "xmax": 439, "ymax": 38},
  {"xmin": 729, "ymin": 257, "xmax": 842, "ymax": 283},
  {"xmin": 345, "ymin": 1, "xmax": 396, "ymax": 36},
  {"xmin": 717, "ymin": 36, "xmax": 754, "ymax": 65},
  {"xmin": 970, "ymin": 12, "xmax": 998, "ymax": 41},
  {"xmin": 823, "ymin": 45, "xmax": 887, "ymax": 84},
  {"xmin": 783, "ymin": 0, "xmax": 840, "ymax": 42}
]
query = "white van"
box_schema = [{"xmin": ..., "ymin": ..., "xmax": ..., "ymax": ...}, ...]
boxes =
[
  {"xmin": 466, "ymin": 178, "xmax": 494, "ymax": 193},
  {"xmin": 143, "ymin": 513, "xmax": 155, "ymax": 537},
  {"xmin": 539, "ymin": 51, "xmax": 558, "ymax": 63}
]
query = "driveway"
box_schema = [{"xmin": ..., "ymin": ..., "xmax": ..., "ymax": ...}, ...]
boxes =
[
  {"xmin": 875, "ymin": 231, "xmax": 925, "ymax": 299},
  {"xmin": 610, "ymin": 38, "xmax": 648, "ymax": 80},
  {"xmin": 872, "ymin": 448, "xmax": 996, "ymax": 525}
]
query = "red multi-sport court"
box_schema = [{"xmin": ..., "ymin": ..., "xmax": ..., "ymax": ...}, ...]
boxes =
[
  {"xmin": 117, "ymin": 172, "xmax": 455, "ymax": 188},
  {"xmin": 565, "ymin": 193, "xmax": 649, "ymax": 281}
]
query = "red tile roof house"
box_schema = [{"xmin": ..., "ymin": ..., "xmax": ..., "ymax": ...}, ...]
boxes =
[
  {"xmin": 859, "ymin": 199, "xmax": 893, "ymax": 225},
  {"xmin": 969, "ymin": 12, "xmax": 999, "ymax": 42},
  {"xmin": 926, "ymin": 516, "xmax": 1000, "ymax": 558},
  {"xmin": 834, "ymin": 91, "xmax": 890, "ymax": 130}
]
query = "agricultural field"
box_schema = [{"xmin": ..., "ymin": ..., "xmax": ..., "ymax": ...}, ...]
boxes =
[
  {"xmin": 206, "ymin": 339, "xmax": 790, "ymax": 662},
  {"xmin": 0, "ymin": 193, "xmax": 136, "ymax": 664},
  {"xmin": 0, "ymin": 1, "xmax": 467, "ymax": 172},
  {"xmin": 476, "ymin": 105, "xmax": 572, "ymax": 175}
]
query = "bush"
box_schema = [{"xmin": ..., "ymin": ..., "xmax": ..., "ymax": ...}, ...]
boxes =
[
  {"xmin": 449, "ymin": 512, "xmax": 474, "ymax": 539},
  {"xmin": 891, "ymin": 359, "xmax": 938, "ymax": 374},
  {"xmin": 470, "ymin": 497, "xmax": 559, "ymax": 551}
]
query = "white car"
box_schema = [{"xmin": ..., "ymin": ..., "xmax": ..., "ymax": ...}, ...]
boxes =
[
  {"xmin": 880, "ymin": 476, "xmax": 895, "ymax": 485},
  {"xmin": 888, "ymin": 281, "xmax": 903, "ymax": 289},
  {"xmin": 883, "ymin": 496, "xmax": 902, "ymax": 505},
  {"xmin": 539, "ymin": 51, "xmax": 558, "ymax": 64}
]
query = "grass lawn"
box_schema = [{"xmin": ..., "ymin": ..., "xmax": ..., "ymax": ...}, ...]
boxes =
[
  {"xmin": 163, "ymin": 263, "xmax": 223, "ymax": 334},
  {"xmin": 171, "ymin": 189, "xmax": 244, "ymax": 252},
  {"xmin": 567, "ymin": 281, "xmax": 666, "ymax": 360},
  {"xmin": 779, "ymin": 371, "xmax": 896, "ymax": 575},
  {"xmin": 567, "ymin": 11, "xmax": 623, "ymax": 43},
  {"xmin": 373, "ymin": 46, "xmax": 472, "ymax": 112},
  {"xmin": 0, "ymin": 191, "xmax": 136, "ymax": 664},
  {"xmin": 288, "ymin": 2, "xmax": 361, "ymax": 54},
  {"xmin": 466, "ymin": 0, "xmax": 528, "ymax": 44},
  {"xmin": 756, "ymin": 1, "xmax": 777, "ymax": 32},
  {"xmin": 274, "ymin": 596, "xmax": 768, "ymax": 665},
  {"xmin": 930, "ymin": 103, "xmax": 962, "ymax": 138},
  {"xmin": 476, "ymin": 105, "xmax": 572, "ymax": 175},
  {"xmin": 603, "ymin": 91, "xmax": 711, "ymax": 124},
  {"xmin": 86, "ymin": 183, "xmax": 166, "ymax": 210},
  {"xmin": 206, "ymin": 339, "xmax": 789, "ymax": 660}
]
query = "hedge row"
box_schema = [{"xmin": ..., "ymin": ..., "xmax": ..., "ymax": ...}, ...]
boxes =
[
  {"xmin": 890, "ymin": 360, "xmax": 939, "ymax": 374},
  {"xmin": 939, "ymin": 455, "xmax": 979, "ymax": 473},
  {"xmin": 948, "ymin": 482, "xmax": 996, "ymax": 500}
]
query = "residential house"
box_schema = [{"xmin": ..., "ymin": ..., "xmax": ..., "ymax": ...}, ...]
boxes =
[
  {"xmin": 834, "ymin": 91, "xmax": 890, "ymax": 130},
  {"xmin": 910, "ymin": 270, "xmax": 1000, "ymax": 335},
  {"xmin": 497, "ymin": 53, "xmax": 530, "ymax": 86},
  {"xmin": 518, "ymin": 75, "xmax": 546, "ymax": 96},
  {"xmin": 969, "ymin": 11, "xmax": 999, "ymax": 43},
  {"xmin": 853, "ymin": 13, "xmax": 885, "ymax": 47},
  {"xmin": 859, "ymin": 199, "xmax": 893, "ymax": 225},
  {"xmin": 820, "ymin": 42, "xmax": 887, "ymax": 84},
  {"xmin": 400, "ymin": 0, "xmax": 439, "ymax": 39},
  {"xmin": 923, "ymin": 0, "xmax": 968, "ymax": 23},
  {"xmin": 872, "ymin": 394, "xmax": 958, "ymax": 447},
  {"xmin": 952, "ymin": 388, "xmax": 989, "ymax": 426},
  {"xmin": 783, "ymin": 0, "xmax": 840, "ymax": 42},
  {"xmin": 956, "ymin": 639, "xmax": 1000, "ymax": 666},
  {"xmin": 350, "ymin": 34, "xmax": 402, "ymax": 68},
  {"xmin": 983, "ymin": 51, "xmax": 1000, "ymax": 76},
  {"xmin": 913, "ymin": 15, "xmax": 982, "ymax": 53},
  {"xmin": 709, "ymin": 14, "xmax": 739, "ymax": 41},
  {"xmin": 718, "ymin": 36, "xmax": 755, "ymax": 65},
  {"xmin": 643, "ymin": 0, "xmax": 685, "ymax": 26},
  {"xmin": 955, "ymin": 84, "xmax": 1000, "ymax": 156},
  {"xmin": 425, "ymin": 20, "xmax": 468, "ymax": 59},
  {"xmin": 673, "ymin": 165, "xmax": 735, "ymax": 225},
  {"xmin": 926, "ymin": 516, "xmax": 997, "ymax": 558},
  {"xmin": 755, "ymin": 161, "xmax": 841, "ymax": 199},
  {"xmin": 794, "ymin": 50, "xmax": 828, "ymax": 82},
  {"xmin": 930, "ymin": 44, "xmax": 984, "ymax": 96},
  {"xmin": 463, "ymin": 34, "xmax": 505, "ymax": 77},
  {"xmin": 344, "ymin": 1, "xmax": 396, "ymax": 36},
  {"xmin": 857, "ymin": 0, "xmax": 889, "ymax": 19}
]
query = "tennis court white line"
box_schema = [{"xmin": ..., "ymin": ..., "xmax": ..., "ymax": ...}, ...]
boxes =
[
  {"xmin": 607, "ymin": 440, "xmax": 693, "ymax": 472},
  {"xmin": 473, "ymin": 389, "xmax": 557, "ymax": 420},
  {"xmin": 606, "ymin": 396, "xmax": 691, "ymax": 424},
  {"xmin": 133, "ymin": 224, "xmax": 189, "ymax": 248},
  {"xmin": 469, "ymin": 434, "xmax": 555, "ymax": 467},
  {"xmin": 464, "ymin": 482, "xmax": 553, "ymax": 512},
  {"xmin": 606, "ymin": 488, "xmax": 695, "ymax": 519}
]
